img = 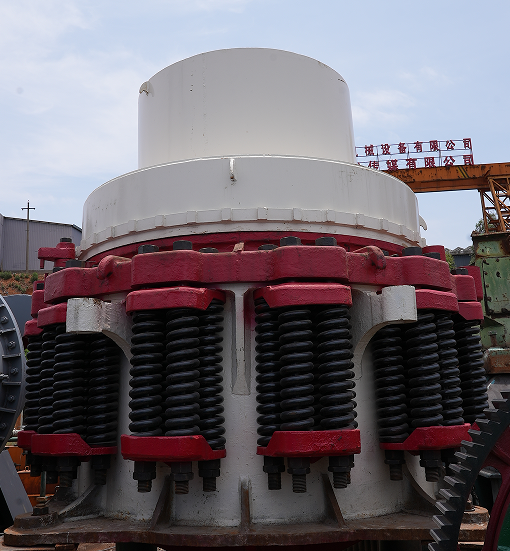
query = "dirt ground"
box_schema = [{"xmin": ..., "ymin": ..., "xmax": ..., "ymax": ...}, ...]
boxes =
[{"xmin": 0, "ymin": 271, "xmax": 44, "ymax": 296}]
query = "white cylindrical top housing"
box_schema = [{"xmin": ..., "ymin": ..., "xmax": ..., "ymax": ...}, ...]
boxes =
[{"xmin": 138, "ymin": 48, "xmax": 356, "ymax": 168}]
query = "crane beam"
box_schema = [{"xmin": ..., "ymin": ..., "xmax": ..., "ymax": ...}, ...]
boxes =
[{"xmin": 387, "ymin": 162, "xmax": 510, "ymax": 193}]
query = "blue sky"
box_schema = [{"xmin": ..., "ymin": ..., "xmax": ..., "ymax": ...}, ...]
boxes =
[{"xmin": 1, "ymin": 1, "xmax": 508, "ymax": 248}]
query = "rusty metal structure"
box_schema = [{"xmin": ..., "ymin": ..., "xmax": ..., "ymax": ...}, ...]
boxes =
[{"xmin": 389, "ymin": 163, "xmax": 510, "ymax": 234}]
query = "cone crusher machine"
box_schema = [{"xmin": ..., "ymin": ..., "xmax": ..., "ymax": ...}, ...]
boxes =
[{"xmin": 6, "ymin": 49, "xmax": 501, "ymax": 550}]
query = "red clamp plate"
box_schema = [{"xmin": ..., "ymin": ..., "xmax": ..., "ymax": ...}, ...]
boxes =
[
  {"xmin": 17, "ymin": 430, "xmax": 36, "ymax": 451},
  {"xmin": 257, "ymin": 429, "xmax": 361, "ymax": 457},
  {"xmin": 24, "ymin": 319, "xmax": 43, "ymax": 337},
  {"xmin": 31, "ymin": 433, "xmax": 116, "ymax": 457},
  {"xmin": 415, "ymin": 289, "xmax": 459, "ymax": 313},
  {"xmin": 254, "ymin": 283, "xmax": 352, "ymax": 308},
  {"xmin": 121, "ymin": 434, "xmax": 226, "ymax": 462},
  {"xmin": 379, "ymin": 424, "xmax": 471, "ymax": 451},
  {"xmin": 126, "ymin": 287, "xmax": 225, "ymax": 314},
  {"xmin": 37, "ymin": 303, "xmax": 67, "ymax": 328}
]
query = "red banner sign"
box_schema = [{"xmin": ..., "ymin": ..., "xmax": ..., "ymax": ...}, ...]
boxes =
[{"xmin": 356, "ymin": 139, "xmax": 473, "ymax": 171}]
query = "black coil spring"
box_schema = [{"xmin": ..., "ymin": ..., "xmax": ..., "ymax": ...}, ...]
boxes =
[
  {"xmin": 163, "ymin": 309, "xmax": 200, "ymax": 436},
  {"xmin": 454, "ymin": 318, "xmax": 488, "ymax": 424},
  {"xmin": 24, "ymin": 335, "xmax": 43, "ymax": 431},
  {"xmin": 129, "ymin": 311, "xmax": 165, "ymax": 436},
  {"xmin": 278, "ymin": 308, "xmax": 315, "ymax": 431},
  {"xmin": 197, "ymin": 299, "xmax": 226, "ymax": 450},
  {"xmin": 435, "ymin": 313, "xmax": 464, "ymax": 426},
  {"xmin": 404, "ymin": 312, "xmax": 443, "ymax": 428},
  {"xmin": 38, "ymin": 324, "xmax": 65, "ymax": 434},
  {"xmin": 315, "ymin": 306, "xmax": 357, "ymax": 429},
  {"xmin": 52, "ymin": 332, "xmax": 88, "ymax": 437},
  {"xmin": 86, "ymin": 336, "xmax": 121, "ymax": 446},
  {"xmin": 254, "ymin": 297, "xmax": 281, "ymax": 446},
  {"xmin": 371, "ymin": 325, "xmax": 409, "ymax": 442}
]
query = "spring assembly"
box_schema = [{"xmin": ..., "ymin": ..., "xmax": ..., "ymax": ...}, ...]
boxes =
[
  {"xmin": 403, "ymin": 312, "xmax": 443, "ymax": 428},
  {"xmin": 371, "ymin": 326, "xmax": 409, "ymax": 442},
  {"xmin": 370, "ymin": 325, "xmax": 408, "ymax": 481},
  {"xmin": 315, "ymin": 306, "xmax": 356, "ymax": 489},
  {"xmin": 254, "ymin": 297, "xmax": 281, "ymax": 446},
  {"xmin": 129, "ymin": 310, "xmax": 166, "ymax": 493},
  {"xmin": 278, "ymin": 307, "xmax": 315, "ymax": 430},
  {"xmin": 315, "ymin": 306, "xmax": 356, "ymax": 430},
  {"xmin": 435, "ymin": 313, "xmax": 464, "ymax": 426},
  {"xmin": 404, "ymin": 311, "xmax": 443, "ymax": 482},
  {"xmin": 454, "ymin": 318, "xmax": 488, "ymax": 424},
  {"xmin": 129, "ymin": 311, "xmax": 165, "ymax": 436},
  {"xmin": 24, "ymin": 335, "xmax": 43, "ymax": 432},
  {"xmin": 197, "ymin": 299, "xmax": 225, "ymax": 449},
  {"xmin": 38, "ymin": 324, "xmax": 65, "ymax": 434},
  {"xmin": 52, "ymin": 332, "xmax": 88, "ymax": 437},
  {"xmin": 86, "ymin": 335, "xmax": 121, "ymax": 447},
  {"xmin": 197, "ymin": 298, "xmax": 225, "ymax": 492},
  {"xmin": 279, "ymin": 307, "xmax": 314, "ymax": 493},
  {"xmin": 164, "ymin": 307, "xmax": 201, "ymax": 494},
  {"xmin": 254, "ymin": 296, "xmax": 285, "ymax": 490}
]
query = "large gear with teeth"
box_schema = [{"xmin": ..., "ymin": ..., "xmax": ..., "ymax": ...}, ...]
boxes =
[{"xmin": 429, "ymin": 392, "xmax": 510, "ymax": 551}]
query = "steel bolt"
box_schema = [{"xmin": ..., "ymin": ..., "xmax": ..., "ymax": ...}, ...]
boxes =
[
  {"xmin": 280, "ymin": 236, "xmax": 302, "ymax": 247},
  {"xmin": 0, "ymin": 317, "xmax": 7, "ymax": 324},
  {"xmin": 291, "ymin": 474, "xmax": 307, "ymax": 493},
  {"xmin": 10, "ymin": 367, "xmax": 18, "ymax": 375},
  {"xmin": 423, "ymin": 252, "xmax": 441, "ymax": 259},
  {"xmin": 65, "ymin": 260, "xmax": 86, "ymax": 268},
  {"xmin": 402, "ymin": 246, "xmax": 422, "ymax": 256},
  {"xmin": 7, "ymin": 341, "xmax": 15, "ymax": 349},
  {"xmin": 175, "ymin": 480, "xmax": 189, "ymax": 494},
  {"xmin": 173, "ymin": 240, "xmax": 193, "ymax": 250},
  {"xmin": 0, "ymin": 423, "xmax": 6, "ymax": 430},
  {"xmin": 137, "ymin": 244, "xmax": 159, "ymax": 254},
  {"xmin": 7, "ymin": 395, "xmax": 14, "ymax": 402},
  {"xmin": 315, "ymin": 236, "xmax": 337, "ymax": 246}
]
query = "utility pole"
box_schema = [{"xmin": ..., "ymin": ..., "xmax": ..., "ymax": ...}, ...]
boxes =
[{"xmin": 21, "ymin": 201, "xmax": 35, "ymax": 272}]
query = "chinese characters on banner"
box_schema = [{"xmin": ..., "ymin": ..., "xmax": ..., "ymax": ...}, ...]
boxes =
[{"xmin": 356, "ymin": 139, "xmax": 473, "ymax": 171}]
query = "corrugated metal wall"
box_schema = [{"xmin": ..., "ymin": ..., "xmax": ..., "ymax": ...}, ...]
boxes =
[{"xmin": 0, "ymin": 217, "xmax": 81, "ymax": 272}]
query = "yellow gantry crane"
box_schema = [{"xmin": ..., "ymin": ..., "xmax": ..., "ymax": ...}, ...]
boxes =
[{"xmin": 389, "ymin": 162, "xmax": 510, "ymax": 233}]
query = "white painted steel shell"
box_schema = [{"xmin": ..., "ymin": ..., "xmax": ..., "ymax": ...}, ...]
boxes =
[
  {"xmin": 67, "ymin": 286, "xmax": 436, "ymax": 525},
  {"xmin": 79, "ymin": 156, "xmax": 423, "ymax": 259},
  {"xmin": 138, "ymin": 49, "xmax": 356, "ymax": 168}
]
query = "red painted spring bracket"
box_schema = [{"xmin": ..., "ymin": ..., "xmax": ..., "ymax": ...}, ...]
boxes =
[
  {"xmin": 17, "ymin": 430, "xmax": 36, "ymax": 451},
  {"xmin": 31, "ymin": 433, "xmax": 117, "ymax": 458},
  {"xmin": 257, "ymin": 429, "xmax": 361, "ymax": 458},
  {"xmin": 121, "ymin": 434, "xmax": 226, "ymax": 463},
  {"xmin": 379, "ymin": 424, "xmax": 471, "ymax": 452}
]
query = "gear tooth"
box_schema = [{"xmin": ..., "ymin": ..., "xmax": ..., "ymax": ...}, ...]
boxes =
[
  {"xmin": 431, "ymin": 523, "xmax": 455, "ymax": 541},
  {"xmin": 444, "ymin": 475, "xmax": 465, "ymax": 489},
  {"xmin": 462, "ymin": 440, "xmax": 485, "ymax": 452},
  {"xmin": 483, "ymin": 408, "xmax": 502, "ymax": 422},
  {"xmin": 433, "ymin": 515, "xmax": 453, "ymax": 529},
  {"xmin": 476, "ymin": 418, "xmax": 497, "ymax": 433},
  {"xmin": 450, "ymin": 463, "xmax": 471, "ymax": 477},
  {"xmin": 454, "ymin": 451, "xmax": 477, "ymax": 464},
  {"xmin": 440, "ymin": 487, "xmax": 462, "ymax": 501},
  {"xmin": 436, "ymin": 500, "xmax": 456, "ymax": 515},
  {"xmin": 468, "ymin": 428, "xmax": 491, "ymax": 444}
]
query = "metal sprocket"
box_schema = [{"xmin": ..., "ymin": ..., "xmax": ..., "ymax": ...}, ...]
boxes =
[{"xmin": 429, "ymin": 391, "xmax": 510, "ymax": 550}]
